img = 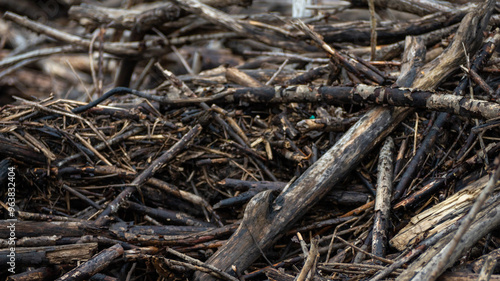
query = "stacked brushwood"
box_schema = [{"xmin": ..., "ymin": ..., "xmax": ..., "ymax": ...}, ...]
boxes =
[{"xmin": 0, "ymin": 0, "xmax": 500, "ymax": 280}]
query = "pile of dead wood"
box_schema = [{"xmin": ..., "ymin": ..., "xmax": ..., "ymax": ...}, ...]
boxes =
[{"xmin": 1, "ymin": 0, "xmax": 500, "ymax": 280}]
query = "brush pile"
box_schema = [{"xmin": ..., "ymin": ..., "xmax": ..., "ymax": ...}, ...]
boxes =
[{"xmin": 1, "ymin": 0, "xmax": 500, "ymax": 280}]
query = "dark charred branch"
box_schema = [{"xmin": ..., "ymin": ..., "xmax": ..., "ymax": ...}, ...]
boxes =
[
  {"xmin": 5, "ymin": 266, "xmax": 61, "ymax": 281},
  {"xmin": 375, "ymin": 23, "xmax": 459, "ymax": 61},
  {"xmin": 217, "ymin": 178, "xmax": 286, "ymax": 191},
  {"xmin": 296, "ymin": 116, "xmax": 361, "ymax": 133},
  {"xmin": 69, "ymin": 0, "xmax": 252, "ymax": 30},
  {"xmin": 110, "ymin": 223, "xmax": 239, "ymax": 246},
  {"xmin": 0, "ymin": 221, "xmax": 100, "ymax": 238}
]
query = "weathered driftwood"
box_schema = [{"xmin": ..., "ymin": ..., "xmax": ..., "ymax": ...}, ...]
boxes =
[
  {"xmin": 2, "ymin": 0, "xmax": 500, "ymax": 279},
  {"xmin": 469, "ymin": 248, "xmax": 500, "ymax": 274},
  {"xmin": 3, "ymin": 12, "xmax": 164, "ymax": 57},
  {"xmin": 439, "ymin": 272, "xmax": 500, "ymax": 281},
  {"xmin": 193, "ymin": 105, "xmax": 412, "ymax": 279},
  {"xmin": 0, "ymin": 221, "xmax": 97, "ymax": 238},
  {"xmin": 376, "ymin": 3, "xmax": 496, "ymax": 280},
  {"xmin": 296, "ymin": 237, "xmax": 319, "ymax": 281},
  {"xmin": 204, "ymin": 20, "xmax": 412, "ymax": 281},
  {"xmin": 477, "ymin": 256, "xmax": 497, "ymax": 280},
  {"xmin": 0, "ymin": 219, "xmax": 237, "ymax": 247},
  {"xmin": 318, "ymin": 262, "xmax": 404, "ymax": 279},
  {"xmin": 409, "ymin": 154, "xmax": 499, "ymax": 278},
  {"xmin": 193, "ymin": 0, "xmax": 492, "ymax": 278},
  {"xmin": 397, "ymin": 4, "xmax": 497, "ymax": 280},
  {"xmin": 69, "ymin": 2, "xmax": 182, "ymax": 30}
]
